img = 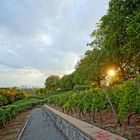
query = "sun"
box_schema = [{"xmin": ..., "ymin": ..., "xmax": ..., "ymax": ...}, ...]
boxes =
[{"xmin": 108, "ymin": 69, "xmax": 115, "ymax": 77}]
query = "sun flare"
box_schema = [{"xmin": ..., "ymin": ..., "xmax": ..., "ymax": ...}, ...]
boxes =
[{"xmin": 108, "ymin": 69, "xmax": 115, "ymax": 77}]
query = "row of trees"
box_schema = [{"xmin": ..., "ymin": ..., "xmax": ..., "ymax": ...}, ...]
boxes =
[{"xmin": 45, "ymin": 0, "xmax": 140, "ymax": 91}]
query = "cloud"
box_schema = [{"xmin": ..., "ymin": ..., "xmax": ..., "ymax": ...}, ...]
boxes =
[
  {"xmin": 35, "ymin": 33, "xmax": 53, "ymax": 46},
  {"xmin": 0, "ymin": 0, "xmax": 109, "ymax": 87},
  {"xmin": 0, "ymin": 66, "xmax": 46, "ymax": 87}
]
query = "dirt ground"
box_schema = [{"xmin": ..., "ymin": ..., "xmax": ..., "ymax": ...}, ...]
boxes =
[
  {"xmin": 49, "ymin": 104, "xmax": 140, "ymax": 140},
  {"xmin": 0, "ymin": 110, "xmax": 31, "ymax": 140}
]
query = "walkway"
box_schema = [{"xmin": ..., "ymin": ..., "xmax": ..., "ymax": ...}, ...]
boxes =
[{"xmin": 20, "ymin": 108, "xmax": 67, "ymax": 140}]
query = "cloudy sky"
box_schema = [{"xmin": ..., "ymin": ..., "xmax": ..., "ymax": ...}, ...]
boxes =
[{"xmin": 0, "ymin": 0, "xmax": 109, "ymax": 87}]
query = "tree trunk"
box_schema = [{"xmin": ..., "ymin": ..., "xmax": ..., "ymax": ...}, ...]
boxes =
[
  {"xmin": 97, "ymin": 76, "xmax": 101, "ymax": 87},
  {"xmin": 92, "ymin": 110, "xmax": 96, "ymax": 123}
]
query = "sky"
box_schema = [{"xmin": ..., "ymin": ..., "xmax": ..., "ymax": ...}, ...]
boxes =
[{"xmin": 0, "ymin": 0, "xmax": 110, "ymax": 87}]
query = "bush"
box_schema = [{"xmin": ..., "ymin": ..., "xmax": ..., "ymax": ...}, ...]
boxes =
[
  {"xmin": 0, "ymin": 88, "xmax": 26, "ymax": 105},
  {"xmin": 0, "ymin": 95, "xmax": 8, "ymax": 107},
  {"xmin": 118, "ymin": 78, "xmax": 140, "ymax": 120},
  {"xmin": 73, "ymin": 85, "xmax": 90, "ymax": 91}
]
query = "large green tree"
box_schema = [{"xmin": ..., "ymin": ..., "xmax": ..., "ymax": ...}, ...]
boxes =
[
  {"xmin": 91, "ymin": 0, "xmax": 140, "ymax": 80},
  {"xmin": 44, "ymin": 0, "xmax": 140, "ymax": 91},
  {"xmin": 58, "ymin": 74, "xmax": 74, "ymax": 91},
  {"xmin": 45, "ymin": 75, "xmax": 60, "ymax": 91},
  {"xmin": 74, "ymin": 49, "xmax": 107, "ymax": 87},
  {"xmin": 73, "ymin": 0, "xmax": 140, "ymax": 87}
]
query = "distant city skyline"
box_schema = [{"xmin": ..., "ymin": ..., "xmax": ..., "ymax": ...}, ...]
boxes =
[{"xmin": 0, "ymin": 0, "xmax": 110, "ymax": 87}]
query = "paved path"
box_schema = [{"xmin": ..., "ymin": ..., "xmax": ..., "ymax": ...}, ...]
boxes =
[{"xmin": 20, "ymin": 108, "xmax": 67, "ymax": 140}]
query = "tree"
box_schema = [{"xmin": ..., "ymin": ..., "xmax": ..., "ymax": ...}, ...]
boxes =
[
  {"xmin": 45, "ymin": 75, "xmax": 60, "ymax": 91},
  {"xmin": 59, "ymin": 74, "xmax": 74, "ymax": 91},
  {"xmin": 74, "ymin": 49, "xmax": 106, "ymax": 87},
  {"xmin": 43, "ymin": 0, "xmax": 140, "ymax": 91},
  {"xmin": 90, "ymin": 0, "xmax": 140, "ymax": 80}
]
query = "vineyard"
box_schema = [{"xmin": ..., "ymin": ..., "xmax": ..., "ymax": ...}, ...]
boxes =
[
  {"xmin": 47, "ymin": 76, "xmax": 140, "ymax": 123},
  {"xmin": 0, "ymin": 0, "xmax": 139, "ymax": 139},
  {"xmin": 0, "ymin": 76, "xmax": 140, "ymax": 139},
  {"xmin": 0, "ymin": 90, "xmax": 59, "ymax": 129},
  {"xmin": 47, "ymin": 75, "xmax": 140, "ymax": 139}
]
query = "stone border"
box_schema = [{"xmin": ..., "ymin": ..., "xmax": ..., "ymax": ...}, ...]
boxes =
[{"xmin": 44, "ymin": 105, "xmax": 127, "ymax": 140}]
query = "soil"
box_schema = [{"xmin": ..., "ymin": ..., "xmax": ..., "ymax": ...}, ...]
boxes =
[
  {"xmin": 49, "ymin": 104, "xmax": 140, "ymax": 140},
  {"xmin": 0, "ymin": 110, "xmax": 32, "ymax": 140}
]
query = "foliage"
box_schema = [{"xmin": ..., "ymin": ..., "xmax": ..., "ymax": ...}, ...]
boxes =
[
  {"xmin": 45, "ymin": 75, "xmax": 60, "ymax": 91},
  {"xmin": 34, "ymin": 88, "xmax": 48, "ymax": 95},
  {"xmin": 90, "ymin": 0, "xmax": 140, "ymax": 80},
  {"xmin": 2, "ymin": 0, "xmax": 138, "ymax": 129},
  {"xmin": 73, "ymin": 84, "xmax": 90, "ymax": 91},
  {"xmin": 0, "ymin": 95, "xmax": 8, "ymax": 107},
  {"xmin": 0, "ymin": 88, "xmax": 26, "ymax": 106},
  {"xmin": 118, "ymin": 76, "xmax": 140, "ymax": 120},
  {"xmin": 0, "ymin": 90, "xmax": 60, "ymax": 128},
  {"xmin": 47, "ymin": 75, "xmax": 140, "ymax": 123},
  {"xmin": 46, "ymin": 0, "xmax": 139, "ymax": 90},
  {"xmin": 0, "ymin": 99, "xmax": 45, "ymax": 128},
  {"xmin": 57, "ymin": 74, "xmax": 74, "ymax": 91}
]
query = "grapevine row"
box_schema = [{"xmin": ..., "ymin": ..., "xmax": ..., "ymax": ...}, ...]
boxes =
[{"xmin": 47, "ymin": 76, "xmax": 140, "ymax": 126}]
